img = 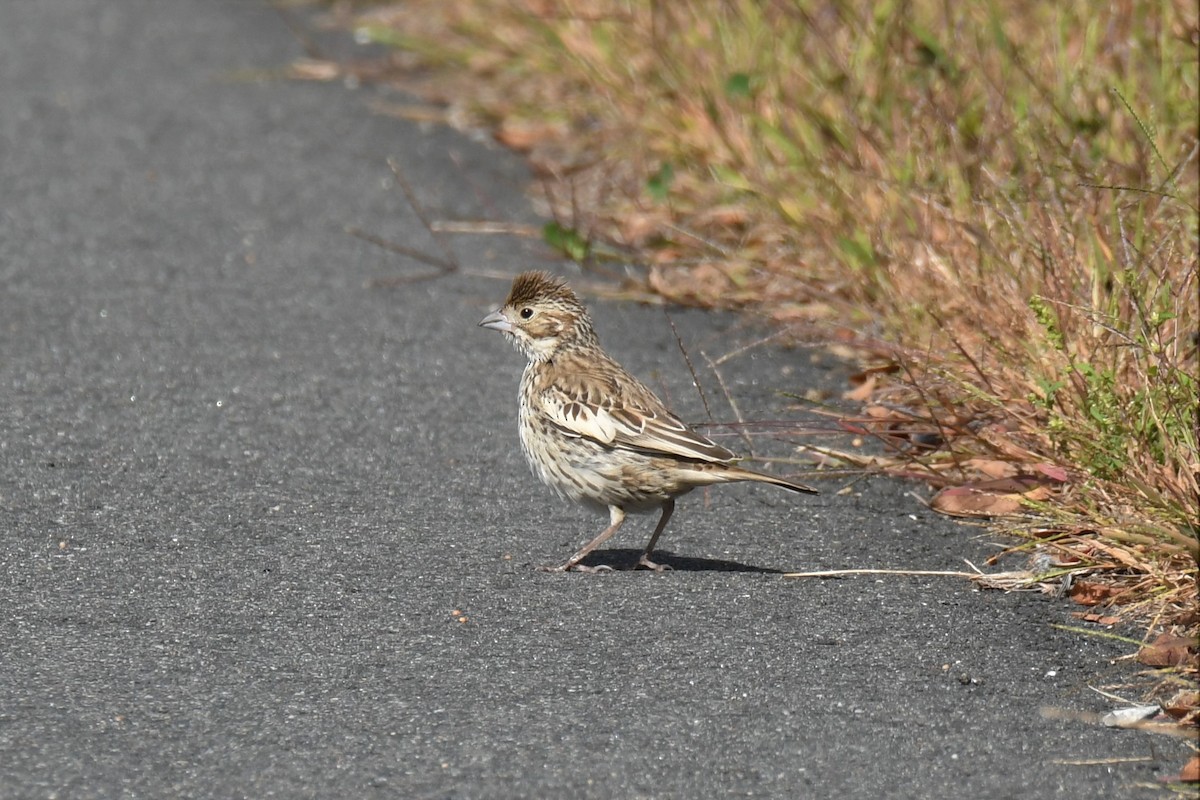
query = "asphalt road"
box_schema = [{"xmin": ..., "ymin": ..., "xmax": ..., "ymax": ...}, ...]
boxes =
[{"xmin": 1, "ymin": 1, "xmax": 1188, "ymax": 797}]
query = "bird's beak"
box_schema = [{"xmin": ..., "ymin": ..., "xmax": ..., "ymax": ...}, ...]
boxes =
[{"xmin": 478, "ymin": 310, "xmax": 513, "ymax": 333}]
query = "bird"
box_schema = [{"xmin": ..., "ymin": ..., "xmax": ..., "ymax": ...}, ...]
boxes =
[{"xmin": 478, "ymin": 270, "xmax": 817, "ymax": 572}]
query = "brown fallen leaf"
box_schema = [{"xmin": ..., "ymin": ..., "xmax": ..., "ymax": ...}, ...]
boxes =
[
  {"xmin": 1032, "ymin": 462, "xmax": 1070, "ymax": 482},
  {"xmin": 1136, "ymin": 633, "xmax": 1198, "ymax": 668},
  {"xmin": 930, "ymin": 471, "xmax": 1065, "ymax": 517},
  {"xmin": 1162, "ymin": 691, "xmax": 1199, "ymax": 720},
  {"xmin": 1068, "ymin": 581, "xmax": 1123, "ymax": 607},
  {"xmin": 830, "ymin": 327, "xmax": 859, "ymax": 344},
  {"xmin": 1071, "ymin": 611, "xmax": 1121, "ymax": 625},
  {"xmin": 1022, "ymin": 485, "xmax": 1052, "ymax": 502},
  {"xmin": 771, "ymin": 301, "xmax": 839, "ymax": 322},
  {"xmin": 843, "ymin": 375, "xmax": 877, "ymax": 403},
  {"xmin": 967, "ymin": 476, "xmax": 1055, "ymax": 494},
  {"xmin": 288, "ymin": 59, "xmax": 341, "ymax": 81},
  {"xmin": 1176, "ymin": 608, "xmax": 1200, "ymax": 626},
  {"xmin": 1180, "ymin": 755, "xmax": 1199, "ymax": 783},
  {"xmin": 930, "ymin": 487, "xmax": 1024, "ymax": 517},
  {"xmin": 618, "ymin": 210, "xmax": 669, "ymax": 246},
  {"xmin": 648, "ymin": 263, "xmax": 735, "ymax": 304},
  {"xmin": 848, "ymin": 364, "xmax": 900, "ymax": 384},
  {"xmin": 964, "ymin": 457, "xmax": 1019, "ymax": 479},
  {"xmin": 649, "ymin": 248, "xmax": 685, "ymax": 265},
  {"xmin": 1024, "ymin": 527, "xmax": 1065, "ymax": 540},
  {"xmin": 494, "ymin": 119, "xmax": 569, "ymax": 151},
  {"xmin": 693, "ymin": 205, "xmax": 752, "ymax": 229}
]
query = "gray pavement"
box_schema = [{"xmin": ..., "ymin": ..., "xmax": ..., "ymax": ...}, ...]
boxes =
[{"xmin": 1, "ymin": 1, "xmax": 1187, "ymax": 797}]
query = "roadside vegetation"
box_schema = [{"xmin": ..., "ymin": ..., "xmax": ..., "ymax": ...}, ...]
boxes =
[{"xmin": 307, "ymin": 0, "xmax": 1197, "ymax": 749}]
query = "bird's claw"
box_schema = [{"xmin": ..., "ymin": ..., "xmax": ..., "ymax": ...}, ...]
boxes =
[
  {"xmin": 636, "ymin": 555, "xmax": 672, "ymax": 572},
  {"xmin": 538, "ymin": 562, "xmax": 615, "ymax": 574},
  {"xmin": 573, "ymin": 563, "xmax": 616, "ymax": 574}
]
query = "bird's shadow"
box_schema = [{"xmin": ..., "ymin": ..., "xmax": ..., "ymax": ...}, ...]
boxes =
[{"xmin": 574, "ymin": 549, "xmax": 782, "ymax": 574}]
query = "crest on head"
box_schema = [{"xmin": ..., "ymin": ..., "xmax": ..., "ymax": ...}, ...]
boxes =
[{"xmin": 505, "ymin": 271, "xmax": 580, "ymax": 310}]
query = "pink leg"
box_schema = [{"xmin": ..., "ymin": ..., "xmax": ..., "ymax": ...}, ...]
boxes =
[
  {"xmin": 541, "ymin": 506, "xmax": 626, "ymax": 572},
  {"xmin": 636, "ymin": 500, "xmax": 675, "ymax": 571}
]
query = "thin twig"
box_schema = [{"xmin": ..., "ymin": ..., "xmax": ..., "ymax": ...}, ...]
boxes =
[
  {"xmin": 783, "ymin": 568, "xmax": 978, "ymax": 579},
  {"xmin": 1040, "ymin": 706, "xmax": 1196, "ymax": 739},
  {"xmin": 368, "ymin": 100, "xmax": 452, "ymax": 125},
  {"xmin": 701, "ymin": 350, "xmax": 753, "ymax": 454},
  {"xmin": 929, "ymin": 311, "xmax": 997, "ymax": 395},
  {"xmin": 662, "ymin": 222, "xmax": 731, "ymax": 258},
  {"xmin": 1051, "ymin": 757, "xmax": 1156, "ymax": 766},
  {"xmin": 430, "ymin": 221, "xmax": 542, "ymax": 236},
  {"xmin": 387, "ymin": 157, "xmax": 459, "ymax": 275},
  {"xmin": 663, "ymin": 309, "xmax": 712, "ymax": 422},
  {"xmin": 895, "ymin": 349, "xmax": 968, "ymax": 480},
  {"xmin": 272, "ymin": 5, "xmax": 323, "ymax": 60},
  {"xmin": 712, "ymin": 327, "xmax": 795, "ymax": 366},
  {"xmin": 345, "ymin": 226, "xmax": 456, "ymax": 283}
]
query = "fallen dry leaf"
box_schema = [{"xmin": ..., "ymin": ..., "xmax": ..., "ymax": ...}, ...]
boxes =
[
  {"xmin": 930, "ymin": 486, "xmax": 1024, "ymax": 517},
  {"xmin": 1071, "ymin": 611, "xmax": 1121, "ymax": 625},
  {"xmin": 494, "ymin": 118, "xmax": 569, "ymax": 151},
  {"xmin": 770, "ymin": 301, "xmax": 840, "ymax": 322},
  {"xmin": 618, "ymin": 210, "xmax": 669, "ymax": 246},
  {"xmin": 1180, "ymin": 755, "xmax": 1199, "ymax": 783},
  {"xmin": 1032, "ymin": 462, "xmax": 1070, "ymax": 482},
  {"xmin": 693, "ymin": 204, "xmax": 752, "ymax": 228},
  {"xmin": 968, "ymin": 476, "xmax": 1054, "ymax": 494},
  {"xmin": 964, "ymin": 457, "xmax": 1019, "ymax": 480},
  {"xmin": 848, "ymin": 364, "xmax": 900, "ymax": 384},
  {"xmin": 1079, "ymin": 536, "xmax": 1155, "ymax": 569},
  {"xmin": 1162, "ymin": 691, "xmax": 1199, "ymax": 720},
  {"xmin": 288, "ymin": 59, "xmax": 341, "ymax": 81},
  {"xmin": 929, "ymin": 472, "xmax": 1065, "ymax": 517},
  {"xmin": 1068, "ymin": 581, "xmax": 1123, "ymax": 607},
  {"xmin": 1022, "ymin": 485, "xmax": 1052, "ymax": 502},
  {"xmin": 1175, "ymin": 608, "xmax": 1200, "ymax": 626},
  {"xmin": 1136, "ymin": 633, "xmax": 1198, "ymax": 668},
  {"xmin": 648, "ymin": 263, "xmax": 734, "ymax": 304},
  {"xmin": 843, "ymin": 375, "xmax": 877, "ymax": 403}
]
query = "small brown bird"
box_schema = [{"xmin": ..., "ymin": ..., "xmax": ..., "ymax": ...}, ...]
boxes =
[{"xmin": 479, "ymin": 271, "xmax": 817, "ymax": 572}]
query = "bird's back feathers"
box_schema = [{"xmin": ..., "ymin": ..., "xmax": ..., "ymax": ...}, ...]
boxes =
[{"xmin": 533, "ymin": 351, "xmax": 738, "ymax": 464}]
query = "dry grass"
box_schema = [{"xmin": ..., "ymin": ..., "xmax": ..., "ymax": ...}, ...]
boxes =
[{"xmin": 308, "ymin": 0, "xmax": 1197, "ymax": 729}]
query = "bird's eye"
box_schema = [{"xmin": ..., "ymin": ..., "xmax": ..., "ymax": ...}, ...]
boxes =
[{"xmin": 519, "ymin": 307, "xmax": 534, "ymax": 319}]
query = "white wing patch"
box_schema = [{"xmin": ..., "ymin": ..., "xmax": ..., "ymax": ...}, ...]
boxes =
[
  {"xmin": 540, "ymin": 389, "xmax": 735, "ymax": 463},
  {"xmin": 542, "ymin": 394, "xmax": 618, "ymax": 443}
]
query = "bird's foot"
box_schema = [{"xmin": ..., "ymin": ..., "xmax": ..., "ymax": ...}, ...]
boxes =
[
  {"xmin": 573, "ymin": 563, "xmax": 616, "ymax": 574},
  {"xmin": 636, "ymin": 554, "xmax": 672, "ymax": 572},
  {"xmin": 537, "ymin": 561, "xmax": 615, "ymax": 574}
]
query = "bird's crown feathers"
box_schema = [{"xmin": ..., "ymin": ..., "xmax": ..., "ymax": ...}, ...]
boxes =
[{"xmin": 504, "ymin": 271, "xmax": 581, "ymax": 310}]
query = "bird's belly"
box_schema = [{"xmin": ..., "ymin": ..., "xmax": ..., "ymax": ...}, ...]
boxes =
[{"xmin": 518, "ymin": 419, "xmax": 687, "ymax": 512}]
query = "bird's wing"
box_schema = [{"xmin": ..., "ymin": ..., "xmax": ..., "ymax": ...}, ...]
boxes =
[{"xmin": 538, "ymin": 367, "xmax": 736, "ymax": 463}]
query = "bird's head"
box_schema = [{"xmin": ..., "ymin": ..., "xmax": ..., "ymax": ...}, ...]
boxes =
[{"xmin": 478, "ymin": 271, "xmax": 597, "ymax": 362}]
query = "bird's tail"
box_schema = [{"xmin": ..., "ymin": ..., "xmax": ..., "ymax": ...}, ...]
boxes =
[{"xmin": 725, "ymin": 465, "xmax": 819, "ymax": 495}]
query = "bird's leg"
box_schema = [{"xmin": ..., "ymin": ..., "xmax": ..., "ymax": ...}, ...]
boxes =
[
  {"xmin": 542, "ymin": 506, "xmax": 626, "ymax": 572},
  {"xmin": 636, "ymin": 499, "xmax": 675, "ymax": 571}
]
